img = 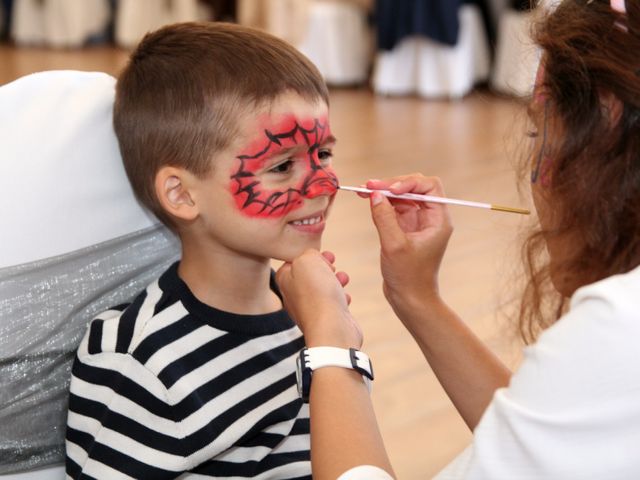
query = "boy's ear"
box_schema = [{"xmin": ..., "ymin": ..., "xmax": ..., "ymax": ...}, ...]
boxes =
[{"xmin": 154, "ymin": 166, "xmax": 198, "ymax": 222}]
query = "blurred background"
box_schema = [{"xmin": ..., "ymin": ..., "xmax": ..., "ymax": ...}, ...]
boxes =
[
  {"xmin": 0, "ymin": 0, "xmax": 540, "ymax": 97},
  {"xmin": 0, "ymin": 1, "xmax": 541, "ymax": 478}
]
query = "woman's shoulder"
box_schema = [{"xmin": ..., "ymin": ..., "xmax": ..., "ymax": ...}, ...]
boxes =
[
  {"xmin": 467, "ymin": 266, "xmax": 640, "ymax": 478},
  {"xmin": 506, "ymin": 264, "xmax": 640, "ymax": 411},
  {"xmin": 531, "ymin": 264, "xmax": 640, "ymax": 365},
  {"xmin": 568, "ymin": 263, "xmax": 640, "ymax": 324}
]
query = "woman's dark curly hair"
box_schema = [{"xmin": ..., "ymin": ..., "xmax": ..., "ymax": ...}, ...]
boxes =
[{"xmin": 519, "ymin": 0, "xmax": 640, "ymax": 343}]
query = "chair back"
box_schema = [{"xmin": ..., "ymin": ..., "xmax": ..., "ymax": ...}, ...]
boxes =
[{"xmin": 0, "ymin": 70, "xmax": 179, "ymax": 476}]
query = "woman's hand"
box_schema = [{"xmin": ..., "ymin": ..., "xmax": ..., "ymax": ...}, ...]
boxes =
[
  {"xmin": 366, "ymin": 175, "xmax": 511, "ymax": 430},
  {"xmin": 366, "ymin": 175, "xmax": 453, "ymax": 326},
  {"xmin": 276, "ymin": 250, "xmax": 363, "ymax": 349}
]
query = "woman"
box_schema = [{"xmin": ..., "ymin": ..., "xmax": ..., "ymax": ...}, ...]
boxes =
[{"xmin": 276, "ymin": 0, "xmax": 640, "ymax": 478}]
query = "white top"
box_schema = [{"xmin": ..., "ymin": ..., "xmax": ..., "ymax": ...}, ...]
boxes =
[
  {"xmin": 436, "ymin": 264, "xmax": 640, "ymax": 480},
  {"xmin": 339, "ymin": 265, "xmax": 640, "ymax": 480},
  {"xmin": 338, "ymin": 466, "xmax": 394, "ymax": 479}
]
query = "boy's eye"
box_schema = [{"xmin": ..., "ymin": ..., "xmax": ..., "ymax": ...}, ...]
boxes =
[
  {"xmin": 318, "ymin": 148, "xmax": 333, "ymax": 163},
  {"xmin": 268, "ymin": 159, "xmax": 294, "ymax": 174},
  {"xmin": 526, "ymin": 130, "xmax": 539, "ymax": 139}
]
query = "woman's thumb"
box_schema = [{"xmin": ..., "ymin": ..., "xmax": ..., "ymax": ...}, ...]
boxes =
[{"xmin": 370, "ymin": 192, "xmax": 405, "ymax": 250}]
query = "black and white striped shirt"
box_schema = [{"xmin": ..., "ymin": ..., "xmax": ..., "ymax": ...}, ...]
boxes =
[{"xmin": 66, "ymin": 263, "xmax": 310, "ymax": 479}]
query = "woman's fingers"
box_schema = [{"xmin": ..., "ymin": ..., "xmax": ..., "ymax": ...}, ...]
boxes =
[
  {"xmin": 321, "ymin": 251, "xmax": 337, "ymax": 272},
  {"xmin": 321, "ymin": 255, "xmax": 350, "ymax": 300},
  {"xmin": 356, "ymin": 184, "xmax": 370, "ymax": 199},
  {"xmin": 336, "ymin": 271, "xmax": 349, "ymax": 288},
  {"xmin": 321, "ymin": 251, "xmax": 335, "ymax": 264},
  {"xmin": 369, "ymin": 192, "xmax": 408, "ymax": 252},
  {"xmin": 278, "ymin": 250, "xmax": 351, "ymax": 307},
  {"xmin": 367, "ymin": 175, "xmax": 445, "ymax": 197},
  {"xmin": 276, "ymin": 250, "xmax": 362, "ymax": 348}
]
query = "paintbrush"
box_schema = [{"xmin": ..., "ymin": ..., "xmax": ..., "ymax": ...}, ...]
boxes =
[{"xmin": 338, "ymin": 186, "xmax": 530, "ymax": 215}]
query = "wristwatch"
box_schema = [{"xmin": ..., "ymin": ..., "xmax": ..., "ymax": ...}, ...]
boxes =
[{"xmin": 296, "ymin": 346, "xmax": 374, "ymax": 403}]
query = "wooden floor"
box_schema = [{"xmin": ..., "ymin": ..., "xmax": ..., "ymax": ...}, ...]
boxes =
[{"xmin": 1, "ymin": 45, "xmax": 532, "ymax": 479}]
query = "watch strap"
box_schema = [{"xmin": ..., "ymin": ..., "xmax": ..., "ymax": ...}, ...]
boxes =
[{"xmin": 301, "ymin": 346, "xmax": 374, "ymax": 380}]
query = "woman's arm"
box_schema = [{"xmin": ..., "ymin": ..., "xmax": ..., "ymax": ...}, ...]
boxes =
[
  {"xmin": 275, "ymin": 174, "xmax": 511, "ymax": 477},
  {"xmin": 276, "ymin": 252, "xmax": 395, "ymax": 480},
  {"xmin": 310, "ymin": 364, "xmax": 394, "ymax": 479},
  {"xmin": 367, "ymin": 177, "xmax": 511, "ymax": 430},
  {"xmin": 393, "ymin": 293, "xmax": 511, "ymax": 430}
]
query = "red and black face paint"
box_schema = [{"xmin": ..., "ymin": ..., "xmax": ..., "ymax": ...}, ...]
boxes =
[
  {"xmin": 531, "ymin": 62, "xmax": 553, "ymax": 187},
  {"xmin": 230, "ymin": 116, "xmax": 339, "ymax": 218},
  {"xmin": 531, "ymin": 101, "xmax": 553, "ymax": 186}
]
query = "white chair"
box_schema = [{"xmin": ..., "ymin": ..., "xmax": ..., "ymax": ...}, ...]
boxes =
[
  {"xmin": 372, "ymin": 4, "xmax": 491, "ymax": 99},
  {"xmin": 297, "ymin": 1, "xmax": 372, "ymax": 86},
  {"xmin": 11, "ymin": 0, "xmax": 111, "ymax": 47},
  {"xmin": 237, "ymin": 0, "xmax": 310, "ymax": 46},
  {"xmin": 491, "ymin": 7, "xmax": 539, "ymax": 96},
  {"xmin": 0, "ymin": 71, "xmax": 179, "ymax": 478},
  {"xmin": 237, "ymin": 0, "xmax": 373, "ymax": 86},
  {"xmin": 114, "ymin": 0, "xmax": 211, "ymax": 48}
]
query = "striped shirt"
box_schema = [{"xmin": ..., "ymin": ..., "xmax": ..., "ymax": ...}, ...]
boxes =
[{"xmin": 65, "ymin": 263, "xmax": 311, "ymax": 479}]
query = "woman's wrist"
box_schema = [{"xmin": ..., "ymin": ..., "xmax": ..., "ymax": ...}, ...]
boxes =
[
  {"xmin": 304, "ymin": 333, "xmax": 361, "ymax": 350},
  {"xmin": 386, "ymin": 285, "xmax": 440, "ymax": 317},
  {"xmin": 386, "ymin": 289, "xmax": 448, "ymax": 337},
  {"xmin": 302, "ymin": 312, "xmax": 362, "ymax": 349},
  {"xmin": 311, "ymin": 364, "xmax": 370, "ymax": 391}
]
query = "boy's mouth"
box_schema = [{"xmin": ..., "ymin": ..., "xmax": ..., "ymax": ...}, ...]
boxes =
[
  {"xmin": 287, "ymin": 210, "xmax": 327, "ymax": 234},
  {"xmin": 290, "ymin": 215, "xmax": 322, "ymax": 226}
]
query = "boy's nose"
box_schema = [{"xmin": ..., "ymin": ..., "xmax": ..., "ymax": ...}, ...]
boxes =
[{"xmin": 303, "ymin": 166, "xmax": 339, "ymax": 199}]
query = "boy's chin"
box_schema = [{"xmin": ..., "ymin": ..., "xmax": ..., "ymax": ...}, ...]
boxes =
[{"xmin": 273, "ymin": 238, "xmax": 322, "ymax": 263}]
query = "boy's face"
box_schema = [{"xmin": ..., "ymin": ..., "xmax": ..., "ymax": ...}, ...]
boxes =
[{"xmin": 191, "ymin": 92, "xmax": 338, "ymax": 262}]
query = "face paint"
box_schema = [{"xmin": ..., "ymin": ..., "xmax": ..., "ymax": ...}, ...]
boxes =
[
  {"xmin": 531, "ymin": 101, "xmax": 552, "ymax": 186},
  {"xmin": 533, "ymin": 61, "xmax": 546, "ymax": 105},
  {"xmin": 530, "ymin": 61, "xmax": 553, "ymax": 187},
  {"xmin": 230, "ymin": 116, "xmax": 339, "ymax": 218}
]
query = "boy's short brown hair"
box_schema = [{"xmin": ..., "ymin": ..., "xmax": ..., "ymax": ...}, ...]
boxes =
[{"xmin": 113, "ymin": 22, "xmax": 329, "ymax": 227}]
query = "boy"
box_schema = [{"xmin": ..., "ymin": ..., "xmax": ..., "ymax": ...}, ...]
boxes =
[{"xmin": 65, "ymin": 22, "xmax": 338, "ymax": 479}]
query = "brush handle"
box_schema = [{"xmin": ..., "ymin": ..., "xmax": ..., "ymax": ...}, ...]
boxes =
[
  {"xmin": 338, "ymin": 186, "xmax": 490, "ymax": 209},
  {"xmin": 338, "ymin": 186, "xmax": 530, "ymax": 215}
]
